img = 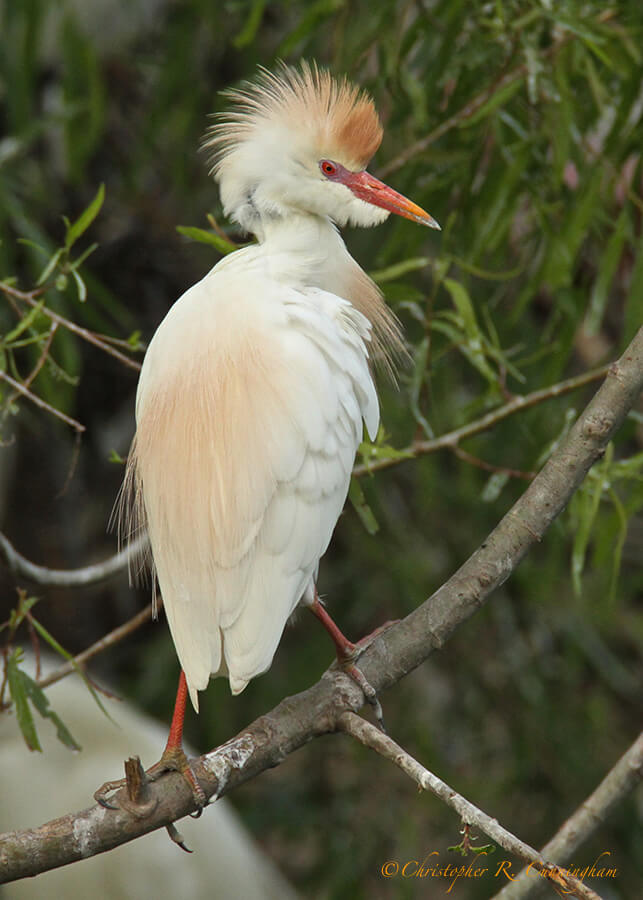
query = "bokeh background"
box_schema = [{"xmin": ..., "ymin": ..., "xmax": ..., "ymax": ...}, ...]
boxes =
[{"xmin": 1, "ymin": 1, "xmax": 641, "ymax": 897}]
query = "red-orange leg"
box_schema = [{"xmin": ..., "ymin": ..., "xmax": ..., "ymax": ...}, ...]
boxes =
[
  {"xmin": 95, "ymin": 669, "xmax": 206, "ymax": 813},
  {"xmin": 309, "ymin": 591, "xmax": 386, "ymax": 729}
]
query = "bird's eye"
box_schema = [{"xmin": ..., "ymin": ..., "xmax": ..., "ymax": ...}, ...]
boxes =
[{"xmin": 320, "ymin": 160, "xmax": 338, "ymax": 177}]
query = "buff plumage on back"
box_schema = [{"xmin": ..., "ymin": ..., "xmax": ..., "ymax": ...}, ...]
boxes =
[
  {"xmin": 204, "ymin": 61, "xmax": 383, "ymax": 175},
  {"xmin": 119, "ymin": 63, "xmax": 409, "ymax": 710}
]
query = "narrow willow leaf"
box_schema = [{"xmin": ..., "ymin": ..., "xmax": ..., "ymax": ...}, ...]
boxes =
[
  {"xmin": 462, "ymin": 78, "xmax": 523, "ymax": 127},
  {"xmin": 408, "ymin": 336, "xmax": 434, "ymax": 438},
  {"xmin": 71, "ymin": 268, "xmax": 87, "ymax": 302},
  {"xmin": 623, "ymin": 227, "xmax": 643, "ymax": 342},
  {"xmin": 586, "ymin": 208, "xmax": 628, "ymax": 334},
  {"xmin": 443, "ymin": 278, "xmax": 478, "ymax": 339},
  {"xmin": 176, "ymin": 225, "xmax": 236, "ymax": 254},
  {"xmin": 233, "ymin": 0, "xmax": 266, "ymax": 48},
  {"xmin": 349, "ymin": 478, "xmax": 379, "ymax": 535},
  {"xmin": 571, "ymin": 447, "xmax": 612, "ymax": 595},
  {"xmin": 370, "ymin": 257, "xmax": 430, "ymax": 283},
  {"xmin": 36, "ymin": 248, "xmax": 63, "ymax": 286},
  {"xmin": 606, "ymin": 487, "xmax": 627, "ymax": 605},
  {"xmin": 28, "ymin": 616, "xmax": 114, "ymax": 723},
  {"xmin": 21, "ymin": 670, "xmax": 81, "ymax": 751},
  {"xmin": 6, "ymin": 650, "xmax": 41, "ymax": 752},
  {"xmin": 3, "ymin": 300, "xmax": 45, "ymax": 344},
  {"xmin": 358, "ymin": 438, "xmax": 413, "ymax": 466},
  {"xmin": 64, "ymin": 184, "xmax": 105, "ymax": 250}
]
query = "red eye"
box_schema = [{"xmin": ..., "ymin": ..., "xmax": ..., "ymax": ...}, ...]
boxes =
[{"xmin": 320, "ymin": 160, "xmax": 337, "ymax": 177}]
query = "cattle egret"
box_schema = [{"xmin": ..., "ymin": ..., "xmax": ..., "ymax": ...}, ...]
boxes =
[{"xmin": 99, "ymin": 62, "xmax": 439, "ymax": 808}]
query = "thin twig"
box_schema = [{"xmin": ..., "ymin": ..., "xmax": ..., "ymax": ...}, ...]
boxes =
[
  {"xmin": 0, "ymin": 532, "xmax": 148, "ymax": 587},
  {"xmin": 494, "ymin": 731, "xmax": 643, "ymax": 900},
  {"xmin": 0, "ymin": 283, "xmax": 141, "ymax": 372},
  {"xmin": 5, "ymin": 322, "xmax": 58, "ymax": 411},
  {"xmin": 338, "ymin": 712, "xmax": 602, "ymax": 900},
  {"xmin": 353, "ymin": 364, "xmax": 610, "ymax": 478},
  {"xmin": 0, "ymin": 371, "xmax": 85, "ymax": 432},
  {"xmin": 452, "ymin": 444, "xmax": 535, "ymax": 480},
  {"xmin": 35, "ymin": 604, "xmax": 154, "ymax": 692}
]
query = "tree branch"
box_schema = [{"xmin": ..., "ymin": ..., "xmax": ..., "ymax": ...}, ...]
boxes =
[
  {"xmin": 0, "ymin": 371, "xmax": 85, "ymax": 433},
  {"xmin": 493, "ymin": 731, "xmax": 643, "ymax": 899},
  {"xmin": 353, "ymin": 363, "xmax": 609, "ymax": 478},
  {"xmin": 0, "ymin": 282, "xmax": 141, "ymax": 372},
  {"xmin": 339, "ymin": 712, "xmax": 602, "ymax": 900},
  {"xmin": 0, "ymin": 328, "xmax": 640, "ymax": 884},
  {"xmin": 0, "ymin": 533, "xmax": 148, "ymax": 587},
  {"xmin": 36, "ymin": 604, "xmax": 155, "ymax": 691}
]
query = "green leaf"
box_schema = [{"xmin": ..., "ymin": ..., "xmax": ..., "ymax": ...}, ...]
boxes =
[
  {"xmin": 370, "ymin": 257, "xmax": 430, "ymax": 284},
  {"xmin": 233, "ymin": 0, "xmax": 266, "ymax": 48},
  {"xmin": 462, "ymin": 78, "xmax": 523, "ymax": 127},
  {"xmin": 358, "ymin": 435, "xmax": 413, "ymax": 468},
  {"xmin": 6, "ymin": 649, "xmax": 41, "ymax": 751},
  {"xmin": 64, "ymin": 184, "xmax": 105, "ymax": 251},
  {"xmin": 36, "ymin": 248, "xmax": 63, "ymax": 286},
  {"xmin": 3, "ymin": 300, "xmax": 45, "ymax": 344},
  {"xmin": 20, "ymin": 670, "xmax": 81, "ymax": 751},
  {"xmin": 28, "ymin": 617, "xmax": 114, "ymax": 724},
  {"xmin": 443, "ymin": 278, "xmax": 478, "ymax": 339},
  {"xmin": 176, "ymin": 225, "xmax": 236, "ymax": 254},
  {"xmin": 71, "ymin": 268, "xmax": 87, "ymax": 302},
  {"xmin": 408, "ymin": 336, "xmax": 434, "ymax": 438},
  {"xmin": 348, "ymin": 478, "xmax": 379, "ymax": 535},
  {"xmin": 585, "ymin": 208, "xmax": 628, "ymax": 334},
  {"xmin": 571, "ymin": 445, "xmax": 613, "ymax": 595}
]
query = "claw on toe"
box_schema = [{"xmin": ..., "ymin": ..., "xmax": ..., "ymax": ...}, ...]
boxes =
[
  {"xmin": 341, "ymin": 661, "xmax": 386, "ymax": 733},
  {"xmin": 94, "ymin": 749, "xmax": 207, "ymax": 816},
  {"xmin": 94, "ymin": 779, "xmax": 125, "ymax": 809}
]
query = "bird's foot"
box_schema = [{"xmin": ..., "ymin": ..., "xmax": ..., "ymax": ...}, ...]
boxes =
[
  {"xmin": 334, "ymin": 622, "xmax": 399, "ymax": 733},
  {"xmin": 94, "ymin": 745, "xmax": 207, "ymax": 815},
  {"xmin": 309, "ymin": 593, "xmax": 398, "ymax": 732}
]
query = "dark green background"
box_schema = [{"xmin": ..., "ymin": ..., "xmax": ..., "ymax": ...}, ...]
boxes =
[{"xmin": 1, "ymin": 1, "xmax": 641, "ymax": 897}]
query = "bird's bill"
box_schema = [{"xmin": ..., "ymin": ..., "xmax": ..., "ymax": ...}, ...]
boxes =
[{"xmin": 344, "ymin": 170, "xmax": 441, "ymax": 229}]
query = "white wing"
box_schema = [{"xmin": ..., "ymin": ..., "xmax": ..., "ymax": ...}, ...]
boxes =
[{"xmin": 129, "ymin": 263, "xmax": 378, "ymax": 709}]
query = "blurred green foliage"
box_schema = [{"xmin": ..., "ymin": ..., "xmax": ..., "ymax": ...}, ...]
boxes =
[{"xmin": 1, "ymin": 0, "xmax": 642, "ymax": 897}]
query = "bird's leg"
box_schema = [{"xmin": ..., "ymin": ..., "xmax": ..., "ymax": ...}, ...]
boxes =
[
  {"xmin": 308, "ymin": 590, "xmax": 387, "ymax": 729},
  {"xmin": 95, "ymin": 671, "xmax": 206, "ymax": 814}
]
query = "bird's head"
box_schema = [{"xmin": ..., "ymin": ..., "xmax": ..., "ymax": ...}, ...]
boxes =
[{"xmin": 204, "ymin": 62, "xmax": 440, "ymax": 235}]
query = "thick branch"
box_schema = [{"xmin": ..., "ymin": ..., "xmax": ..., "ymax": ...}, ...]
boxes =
[
  {"xmin": 0, "ymin": 328, "xmax": 640, "ymax": 883},
  {"xmin": 339, "ymin": 712, "xmax": 601, "ymax": 900},
  {"xmin": 493, "ymin": 731, "xmax": 643, "ymax": 899}
]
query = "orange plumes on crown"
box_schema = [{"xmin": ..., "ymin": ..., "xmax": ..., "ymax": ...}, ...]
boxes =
[{"xmin": 205, "ymin": 61, "xmax": 383, "ymax": 173}]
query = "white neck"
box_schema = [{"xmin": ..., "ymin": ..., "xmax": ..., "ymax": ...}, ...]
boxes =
[{"xmin": 248, "ymin": 212, "xmax": 362, "ymax": 298}]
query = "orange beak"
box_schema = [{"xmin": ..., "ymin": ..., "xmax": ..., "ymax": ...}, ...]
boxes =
[{"xmin": 343, "ymin": 170, "xmax": 440, "ymax": 229}]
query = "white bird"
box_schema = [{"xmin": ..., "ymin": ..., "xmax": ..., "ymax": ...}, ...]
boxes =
[{"xmin": 104, "ymin": 62, "xmax": 439, "ymax": 805}]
